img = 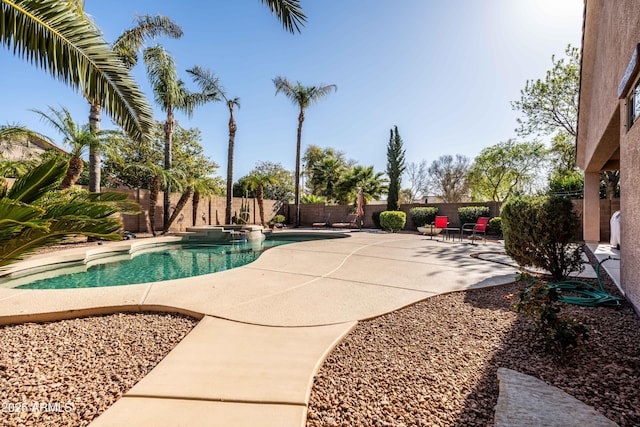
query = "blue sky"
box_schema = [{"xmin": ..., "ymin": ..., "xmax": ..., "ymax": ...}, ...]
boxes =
[{"xmin": 0, "ymin": 0, "xmax": 583, "ymax": 183}]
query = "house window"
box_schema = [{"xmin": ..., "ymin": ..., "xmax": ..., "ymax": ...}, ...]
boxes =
[{"xmin": 629, "ymin": 79, "xmax": 640, "ymax": 128}]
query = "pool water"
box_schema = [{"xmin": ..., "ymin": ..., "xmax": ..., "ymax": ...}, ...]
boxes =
[{"xmin": 14, "ymin": 235, "xmax": 334, "ymax": 290}]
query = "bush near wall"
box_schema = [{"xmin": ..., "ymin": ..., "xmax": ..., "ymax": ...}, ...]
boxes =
[
  {"xmin": 380, "ymin": 211, "xmax": 406, "ymax": 232},
  {"xmin": 458, "ymin": 206, "xmax": 490, "ymax": 226},
  {"xmin": 489, "ymin": 217, "xmax": 502, "ymax": 236},
  {"xmin": 409, "ymin": 207, "xmax": 438, "ymax": 228},
  {"xmin": 501, "ymin": 196, "xmax": 583, "ymax": 281}
]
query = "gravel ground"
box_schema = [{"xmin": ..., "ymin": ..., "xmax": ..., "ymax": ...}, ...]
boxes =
[
  {"xmin": 307, "ymin": 278, "xmax": 640, "ymax": 426},
  {"xmin": 0, "ymin": 312, "xmax": 198, "ymax": 427}
]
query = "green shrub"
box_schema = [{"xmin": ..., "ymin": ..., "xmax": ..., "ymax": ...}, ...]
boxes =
[
  {"xmin": 515, "ymin": 279, "xmax": 588, "ymax": 361},
  {"xmin": 458, "ymin": 206, "xmax": 490, "ymax": 226},
  {"xmin": 489, "ymin": 217, "xmax": 502, "ymax": 236},
  {"xmin": 272, "ymin": 214, "xmax": 285, "ymax": 224},
  {"xmin": 371, "ymin": 211, "xmax": 382, "ymax": 229},
  {"xmin": 379, "ymin": 211, "xmax": 406, "ymax": 232},
  {"xmin": 502, "ymin": 195, "xmax": 583, "ymax": 281},
  {"xmin": 409, "ymin": 207, "xmax": 437, "ymax": 228}
]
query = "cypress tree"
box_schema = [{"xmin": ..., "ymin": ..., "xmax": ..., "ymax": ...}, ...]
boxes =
[{"xmin": 386, "ymin": 125, "xmax": 406, "ymax": 211}]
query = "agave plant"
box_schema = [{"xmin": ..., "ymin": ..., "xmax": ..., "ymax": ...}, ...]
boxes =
[{"xmin": 0, "ymin": 156, "xmax": 139, "ymax": 268}]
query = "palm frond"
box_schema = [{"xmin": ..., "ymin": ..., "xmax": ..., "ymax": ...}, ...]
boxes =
[
  {"xmin": 0, "ymin": 0, "xmax": 154, "ymax": 141},
  {"xmin": 187, "ymin": 65, "xmax": 226, "ymax": 99},
  {"xmin": 113, "ymin": 14, "xmax": 183, "ymax": 68},
  {"xmin": 260, "ymin": 0, "xmax": 306, "ymax": 33},
  {"xmin": 0, "ymin": 216, "xmax": 121, "ymax": 268},
  {"xmin": 7, "ymin": 156, "xmax": 67, "ymax": 203}
]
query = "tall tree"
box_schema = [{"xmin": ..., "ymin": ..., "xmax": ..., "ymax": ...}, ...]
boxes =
[
  {"xmin": 509, "ymin": 46, "xmax": 615, "ymax": 197},
  {"xmin": 273, "ymin": 76, "xmax": 337, "ymax": 226},
  {"xmin": 309, "ymin": 157, "xmax": 347, "ymax": 203},
  {"xmin": 86, "ymin": 14, "xmax": 183, "ymax": 193},
  {"xmin": 0, "ymin": 0, "xmax": 154, "ymax": 142},
  {"xmin": 386, "ymin": 126, "xmax": 406, "ymax": 211},
  {"xmin": 428, "ymin": 154, "xmax": 470, "ymax": 203},
  {"xmin": 144, "ymin": 45, "xmax": 208, "ymax": 230},
  {"xmin": 404, "ymin": 160, "xmax": 429, "ymax": 203},
  {"xmin": 187, "ymin": 65, "xmax": 239, "ymax": 225},
  {"xmin": 467, "ymin": 139, "xmax": 547, "ymax": 202}
]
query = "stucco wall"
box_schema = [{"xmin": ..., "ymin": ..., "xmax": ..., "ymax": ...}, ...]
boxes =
[{"xmin": 579, "ymin": 0, "xmax": 640, "ymax": 311}]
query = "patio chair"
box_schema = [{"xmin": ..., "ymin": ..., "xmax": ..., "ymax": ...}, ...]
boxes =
[
  {"xmin": 331, "ymin": 213, "xmax": 360, "ymax": 229},
  {"xmin": 312, "ymin": 213, "xmax": 331, "ymax": 228},
  {"xmin": 431, "ymin": 216, "xmax": 459, "ymax": 241},
  {"xmin": 461, "ymin": 216, "xmax": 489, "ymax": 244}
]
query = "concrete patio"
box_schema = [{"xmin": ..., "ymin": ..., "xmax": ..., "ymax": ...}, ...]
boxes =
[{"xmin": 0, "ymin": 231, "xmax": 616, "ymax": 426}]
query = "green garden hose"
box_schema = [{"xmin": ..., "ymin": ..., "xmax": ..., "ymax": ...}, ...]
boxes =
[{"xmin": 548, "ymin": 257, "xmax": 623, "ymax": 307}]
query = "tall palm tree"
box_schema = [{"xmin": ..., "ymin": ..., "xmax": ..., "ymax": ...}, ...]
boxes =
[
  {"xmin": 273, "ymin": 76, "xmax": 337, "ymax": 226},
  {"xmin": 187, "ymin": 65, "xmax": 239, "ymax": 225},
  {"xmin": 85, "ymin": 14, "xmax": 183, "ymax": 193},
  {"xmin": 0, "ymin": 0, "xmax": 153, "ymax": 142},
  {"xmin": 144, "ymin": 45, "xmax": 209, "ymax": 230},
  {"xmin": 246, "ymin": 172, "xmax": 278, "ymax": 227}
]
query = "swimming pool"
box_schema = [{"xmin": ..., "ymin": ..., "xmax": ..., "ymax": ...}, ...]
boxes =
[{"xmin": 5, "ymin": 234, "xmax": 341, "ymax": 290}]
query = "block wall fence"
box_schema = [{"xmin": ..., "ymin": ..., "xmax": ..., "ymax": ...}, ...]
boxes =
[
  {"xmin": 292, "ymin": 199, "xmax": 620, "ymax": 241},
  {"xmin": 112, "ymin": 186, "xmax": 281, "ymax": 233}
]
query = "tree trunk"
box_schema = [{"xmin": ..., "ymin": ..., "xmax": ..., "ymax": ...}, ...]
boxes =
[
  {"xmin": 88, "ymin": 101, "xmax": 101, "ymax": 192},
  {"xmin": 163, "ymin": 187, "xmax": 192, "ymax": 234},
  {"xmin": 163, "ymin": 106, "xmax": 175, "ymax": 230},
  {"xmin": 149, "ymin": 175, "xmax": 160, "ymax": 237},
  {"xmin": 257, "ymin": 184, "xmax": 265, "ymax": 227},
  {"xmin": 192, "ymin": 191, "xmax": 200, "ymax": 226},
  {"xmin": 60, "ymin": 156, "xmax": 83, "ymax": 189},
  {"xmin": 294, "ymin": 108, "xmax": 304, "ymax": 227},
  {"xmin": 225, "ymin": 106, "xmax": 236, "ymax": 224}
]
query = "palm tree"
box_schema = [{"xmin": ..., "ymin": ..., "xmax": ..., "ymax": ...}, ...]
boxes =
[
  {"xmin": 273, "ymin": 76, "xmax": 337, "ymax": 226},
  {"xmin": 125, "ymin": 162, "xmax": 183, "ymax": 236},
  {"xmin": 0, "ymin": 0, "xmax": 154, "ymax": 142},
  {"xmin": 311, "ymin": 157, "xmax": 346, "ymax": 203},
  {"xmin": 187, "ymin": 65, "xmax": 240, "ymax": 225},
  {"xmin": 163, "ymin": 176, "xmax": 222, "ymax": 232},
  {"xmin": 260, "ymin": 0, "xmax": 306, "ymax": 33},
  {"xmin": 0, "ymin": 156, "xmax": 138, "ymax": 268},
  {"xmin": 143, "ymin": 45, "xmax": 209, "ymax": 230},
  {"xmin": 31, "ymin": 107, "xmax": 93, "ymax": 189},
  {"xmin": 336, "ymin": 165, "xmax": 388, "ymax": 206},
  {"xmin": 245, "ymin": 172, "xmax": 278, "ymax": 227},
  {"xmin": 86, "ymin": 14, "xmax": 183, "ymax": 193},
  {"xmin": 191, "ymin": 177, "xmax": 223, "ymax": 226}
]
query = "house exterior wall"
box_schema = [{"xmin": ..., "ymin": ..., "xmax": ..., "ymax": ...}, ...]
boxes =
[{"xmin": 577, "ymin": 0, "xmax": 640, "ymax": 310}]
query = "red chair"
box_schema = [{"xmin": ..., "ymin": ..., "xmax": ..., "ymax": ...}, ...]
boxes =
[
  {"xmin": 431, "ymin": 216, "xmax": 452, "ymax": 240},
  {"xmin": 461, "ymin": 216, "xmax": 489, "ymax": 243}
]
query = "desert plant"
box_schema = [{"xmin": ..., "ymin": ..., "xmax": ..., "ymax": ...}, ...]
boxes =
[
  {"xmin": 409, "ymin": 207, "xmax": 437, "ymax": 228},
  {"xmin": 489, "ymin": 216, "xmax": 502, "ymax": 236},
  {"xmin": 515, "ymin": 280, "xmax": 588, "ymax": 360},
  {"xmin": 271, "ymin": 214, "xmax": 286, "ymax": 225},
  {"xmin": 379, "ymin": 211, "xmax": 406, "ymax": 232},
  {"xmin": 502, "ymin": 195, "xmax": 583, "ymax": 281},
  {"xmin": 458, "ymin": 206, "xmax": 490, "ymax": 226}
]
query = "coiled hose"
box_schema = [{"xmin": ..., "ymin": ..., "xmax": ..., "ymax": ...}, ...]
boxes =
[{"xmin": 548, "ymin": 257, "xmax": 623, "ymax": 307}]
